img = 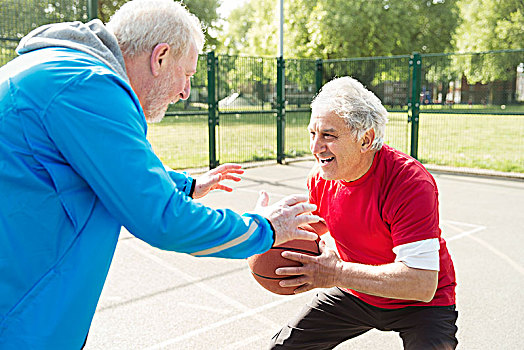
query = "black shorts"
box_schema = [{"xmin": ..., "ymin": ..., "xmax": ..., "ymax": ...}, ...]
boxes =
[{"xmin": 270, "ymin": 287, "xmax": 458, "ymax": 350}]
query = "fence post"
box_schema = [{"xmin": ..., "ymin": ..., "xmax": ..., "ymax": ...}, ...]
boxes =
[
  {"xmin": 87, "ymin": 0, "xmax": 98, "ymax": 20},
  {"xmin": 207, "ymin": 51, "xmax": 218, "ymax": 169},
  {"xmin": 276, "ymin": 56, "xmax": 286, "ymax": 164},
  {"xmin": 315, "ymin": 58, "xmax": 323, "ymax": 93},
  {"xmin": 409, "ymin": 52, "xmax": 421, "ymax": 159}
]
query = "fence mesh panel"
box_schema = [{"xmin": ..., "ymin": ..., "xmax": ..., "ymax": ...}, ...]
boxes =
[
  {"xmin": 323, "ymin": 55, "xmax": 411, "ymax": 111},
  {"xmin": 284, "ymin": 59, "xmax": 316, "ymax": 159},
  {"xmin": 1, "ymin": 0, "xmax": 88, "ymax": 66},
  {"xmin": 418, "ymin": 51, "xmax": 524, "ymax": 173},
  {"xmin": 216, "ymin": 55, "xmax": 277, "ymax": 164}
]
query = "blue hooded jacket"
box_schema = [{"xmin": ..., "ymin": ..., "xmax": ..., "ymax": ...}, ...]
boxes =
[{"xmin": 0, "ymin": 20, "xmax": 273, "ymax": 348}]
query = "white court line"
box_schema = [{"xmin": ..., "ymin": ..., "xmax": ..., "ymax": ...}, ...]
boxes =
[
  {"xmin": 143, "ymin": 295, "xmax": 302, "ymax": 350},
  {"xmin": 125, "ymin": 241, "xmax": 280, "ymax": 326},
  {"xmin": 442, "ymin": 220, "xmax": 487, "ymax": 242},
  {"xmin": 444, "ymin": 220, "xmax": 485, "ymax": 228},
  {"xmin": 467, "ymin": 234, "xmax": 524, "ymax": 275},
  {"xmin": 442, "ymin": 220, "xmax": 524, "ymax": 275}
]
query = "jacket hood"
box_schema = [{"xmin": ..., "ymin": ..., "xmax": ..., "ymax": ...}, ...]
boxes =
[{"xmin": 16, "ymin": 19, "xmax": 128, "ymax": 82}]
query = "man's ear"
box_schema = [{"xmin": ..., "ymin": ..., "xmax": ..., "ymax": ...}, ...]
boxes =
[
  {"xmin": 150, "ymin": 43, "xmax": 170, "ymax": 77},
  {"xmin": 360, "ymin": 128, "xmax": 375, "ymax": 152}
]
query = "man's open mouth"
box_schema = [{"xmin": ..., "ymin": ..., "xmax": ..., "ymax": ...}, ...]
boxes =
[{"xmin": 319, "ymin": 157, "xmax": 335, "ymax": 164}]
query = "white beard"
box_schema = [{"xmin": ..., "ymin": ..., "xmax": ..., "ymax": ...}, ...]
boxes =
[{"xmin": 143, "ymin": 69, "xmax": 176, "ymax": 123}]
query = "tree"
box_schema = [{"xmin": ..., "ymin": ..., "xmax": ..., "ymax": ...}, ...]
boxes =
[
  {"xmin": 219, "ymin": 0, "xmax": 279, "ymax": 56},
  {"xmin": 452, "ymin": 0, "xmax": 524, "ymax": 84},
  {"xmin": 97, "ymin": 0, "xmax": 222, "ymax": 51},
  {"xmin": 453, "ymin": 0, "xmax": 523, "ymax": 52},
  {"xmin": 0, "ymin": 0, "xmax": 222, "ymax": 58},
  {"xmin": 219, "ymin": 0, "xmax": 460, "ymax": 59}
]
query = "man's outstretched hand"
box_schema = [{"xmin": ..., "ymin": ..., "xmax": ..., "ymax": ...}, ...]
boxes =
[
  {"xmin": 193, "ymin": 164, "xmax": 244, "ymax": 199},
  {"xmin": 254, "ymin": 191, "xmax": 322, "ymax": 246}
]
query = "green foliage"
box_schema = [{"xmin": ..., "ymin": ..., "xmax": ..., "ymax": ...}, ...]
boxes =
[
  {"xmin": 97, "ymin": 0, "xmax": 221, "ymax": 51},
  {"xmin": 452, "ymin": 0, "xmax": 524, "ymax": 83},
  {"xmin": 220, "ymin": 0, "xmax": 278, "ymax": 56},
  {"xmin": 453, "ymin": 0, "xmax": 523, "ymax": 52},
  {"xmin": 0, "ymin": 0, "xmax": 221, "ymax": 55},
  {"xmin": 0, "ymin": 0, "xmax": 89, "ymax": 65},
  {"xmin": 220, "ymin": 0, "xmax": 460, "ymax": 59},
  {"xmin": 1, "ymin": 0, "xmax": 88, "ymax": 39}
]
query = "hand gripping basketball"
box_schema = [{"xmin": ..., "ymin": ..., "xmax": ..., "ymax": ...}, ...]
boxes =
[
  {"xmin": 253, "ymin": 191, "xmax": 321, "ymax": 246},
  {"xmin": 247, "ymin": 237, "xmax": 321, "ymax": 295}
]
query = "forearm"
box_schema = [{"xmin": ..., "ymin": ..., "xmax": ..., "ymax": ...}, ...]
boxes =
[{"xmin": 336, "ymin": 261, "xmax": 438, "ymax": 302}]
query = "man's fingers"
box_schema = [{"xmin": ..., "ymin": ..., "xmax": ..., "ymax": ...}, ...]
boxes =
[
  {"xmin": 221, "ymin": 169, "xmax": 244, "ymax": 176},
  {"xmin": 287, "ymin": 203, "xmax": 317, "ymax": 217},
  {"xmin": 211, "ymin": 164, "xmax": 244, "ymax": 177},
  {"xmin": 293, "ymin": 214, "xmax": 323, "ymax": 227},
  {"xmin": 221, "ymin": 174, "xmax": 242, "ymax": 182},
  {"xmin": 256, "ymin": 190, "xmax": 269, "ymax": 208},
  {"xmin": 216, "ymin": 163, "xmax": 243, "ymax": 171},
  {"xmin": 275, "ymin": 267, "xmax": 297, "ymax": 276},
  {"xmin": 292, "ymin": 284, "xmax": 311, "ymax": 294},
  {"xmin": 215, "ymin": 184, "xmax": 233, "ymax": 192},
  {"xmin": 292, "ymin": 228, "xmax": 319, "ymax": 241},
  {"xmin": 278, "ymin": 194, "xmax": 309, "ymax": 207},
  {"xmin": 279, "ymin": 277, "xmax": 307, "ymax": 288},
  {"xmin": 281, "ymin": 250, "xmax": 316, "ymax": 263}
]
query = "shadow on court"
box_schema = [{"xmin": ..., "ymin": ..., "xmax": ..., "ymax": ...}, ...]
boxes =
[{"xmin": 85, "ymin": 161, "xmax": 524, "ymax": 350}]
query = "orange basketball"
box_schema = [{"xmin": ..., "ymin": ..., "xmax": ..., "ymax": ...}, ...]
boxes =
[{"xmin": 247, "ymin": 238, "xmax": 320, "ymax": 295}]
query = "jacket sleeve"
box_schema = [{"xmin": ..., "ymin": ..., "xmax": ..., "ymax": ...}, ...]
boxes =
[
  {"xmin": 40, "ymin": 68, "xmax": 274, "ymax": 258},
  {"xmin": 163, "ymin": 164, "xmax": 196, "ymax": 198}
]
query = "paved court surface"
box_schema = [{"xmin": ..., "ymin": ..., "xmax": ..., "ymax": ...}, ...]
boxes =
[{"xmin": 85, "ymin": 161, "xmax": 524, "ymax": 350}]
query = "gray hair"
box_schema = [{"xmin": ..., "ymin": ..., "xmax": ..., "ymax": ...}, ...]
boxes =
[
  {"xmin": 106, "ymin": 0, "xmax": 204, "ymax": 59},
  {"xmin": 311, "ymin": 76, "xmax": 388, "ymax": 150}
]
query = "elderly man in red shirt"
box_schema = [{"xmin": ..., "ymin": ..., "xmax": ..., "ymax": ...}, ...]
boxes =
[{"xmin": 270, "ymin": 76, "xmax": 458, "ymax": 350}]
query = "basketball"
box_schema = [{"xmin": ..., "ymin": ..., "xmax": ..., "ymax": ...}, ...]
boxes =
[{"xmin": 247, "ymin": 238, "xmax": 320, "ymax": 295}]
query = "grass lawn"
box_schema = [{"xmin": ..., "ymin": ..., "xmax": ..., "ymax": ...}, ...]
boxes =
[{"xmin": 147, "ymin": 111, "xmax": 524, "ymax": 173}]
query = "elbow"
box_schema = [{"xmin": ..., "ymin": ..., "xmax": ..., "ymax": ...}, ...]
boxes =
[
  {"xmin": 130, "ymin": 224, "xmax": 185, "ymax": 252},
  {"xmin": 138, "ymin": 232, "xmax": 175, "ymax": 251},
  {"xmin": 417, "ymin": 276, "xmax": 439, "ymax": 303},
  {"xmin": 418, "ymin": 289, "xmax": 437, "ymax": 303}
]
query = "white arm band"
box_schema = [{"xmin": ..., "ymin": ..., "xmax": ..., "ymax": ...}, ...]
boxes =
[{"xmin": 392, "ymin": 238, "xmax": 440, "ymax": 271}]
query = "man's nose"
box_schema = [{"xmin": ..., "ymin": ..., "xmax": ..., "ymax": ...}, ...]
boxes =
[
  {"xmin": 180, "ymin": 79, "xmax": 191, "ymax": 100},
  {"xmin": 310, "ymin": 136, "xmax": 323, "ymax": 154}
]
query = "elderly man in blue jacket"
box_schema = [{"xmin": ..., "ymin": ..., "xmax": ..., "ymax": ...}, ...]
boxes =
[{"xmin": 0, "ymin": 0, "xmax": 320, "ymax": 348}]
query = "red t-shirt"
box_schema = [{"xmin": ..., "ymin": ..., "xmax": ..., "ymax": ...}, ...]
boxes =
[{"xmin": 308, "ymin": 144, "xmax": 456, "ymax": 309}]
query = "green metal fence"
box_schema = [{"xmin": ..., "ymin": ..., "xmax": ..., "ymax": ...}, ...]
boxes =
[
  {"xmin": 215, "ymin": 55, "xmax": 278, "ymax": 165},
  {"xmin": 1, "ymin": 1, "xmax": 523, "ymax": 174},
  {"xmin": 320, "ymin": 55, "xmax": 413, "ymax": 156},
  {"xmin": 0, "ymin": 0, "xmax": 90, "ymax": 66},
  {"xmin": 416, "ymin": 50, "xmax": 524, "ymax": 173},
  {"xmin": 151, "ymin": 50, "xmax": 523, "ymax": 174}
]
